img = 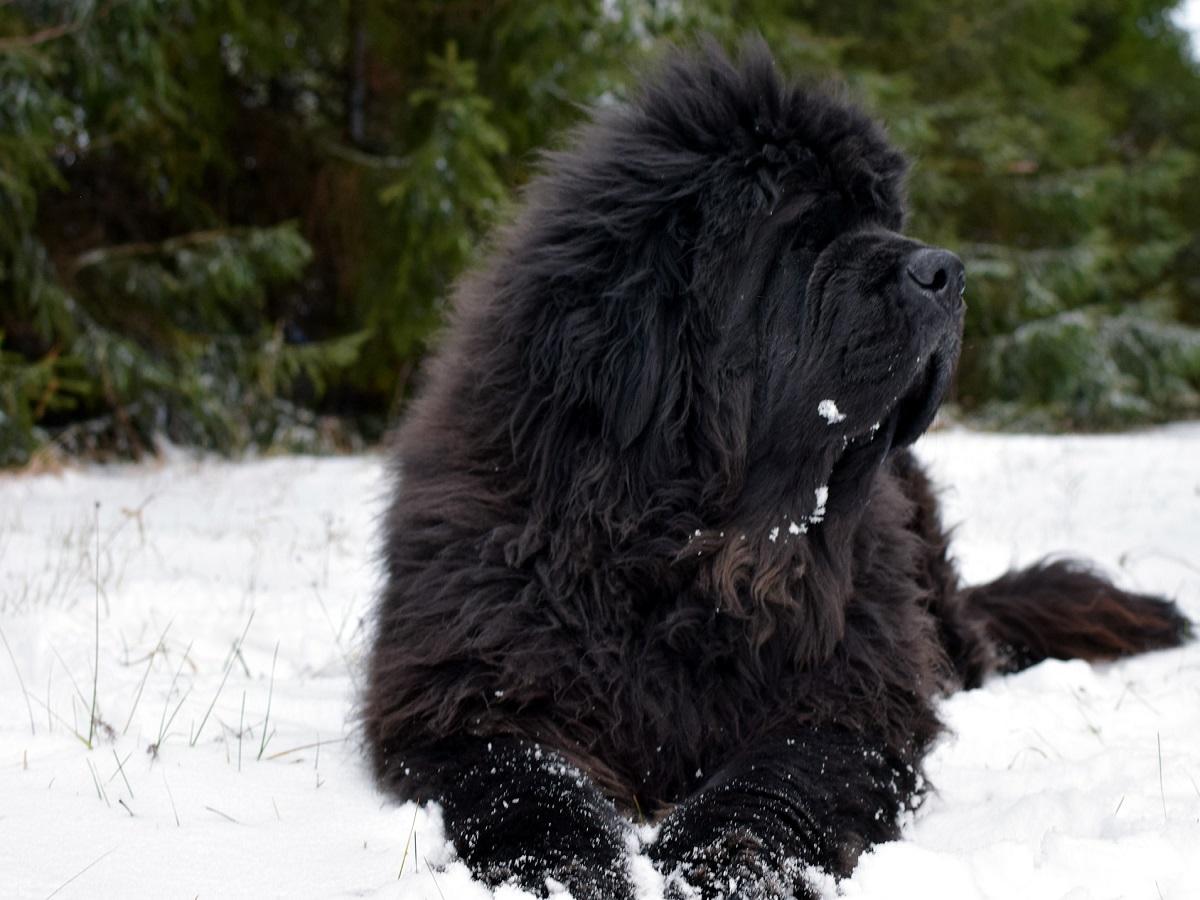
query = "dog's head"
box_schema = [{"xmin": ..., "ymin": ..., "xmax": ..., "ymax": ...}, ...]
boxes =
[{"xmin": 468, "ymin": 40, "xmax": 964, "ymax": 633}]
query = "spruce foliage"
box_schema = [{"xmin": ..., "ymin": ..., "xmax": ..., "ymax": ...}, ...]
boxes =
[{"xmin": 2, "ymin": 1, "xmax": 1198, "ymax": 465}]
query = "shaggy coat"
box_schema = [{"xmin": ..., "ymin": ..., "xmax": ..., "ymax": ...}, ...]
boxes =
[{"xmin": 362, "ymin": 41, "xmax": 1190, "ymax": 899}]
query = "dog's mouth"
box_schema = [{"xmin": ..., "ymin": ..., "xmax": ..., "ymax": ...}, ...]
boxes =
[
  {"xmin": 888, "ymin": 346, "xmax": 955, "ymax": 448},
  {"xmin": 845, "ymin": 345, "xmax": 956, "ymax": 457}
]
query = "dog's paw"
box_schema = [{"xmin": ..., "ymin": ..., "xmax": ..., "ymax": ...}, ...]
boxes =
[
  {"xmin": 481, "ymin": 853, "xmax": 636, "ymax": 900},
  {"xmin": 654, "ymin": 828, "xmax": 804, "ymax": 900}
]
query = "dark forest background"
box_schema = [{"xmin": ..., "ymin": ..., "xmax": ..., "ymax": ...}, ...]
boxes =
[{"xmin": 2, "ymin": 0, "xmax": 1199, "ymax": 467}]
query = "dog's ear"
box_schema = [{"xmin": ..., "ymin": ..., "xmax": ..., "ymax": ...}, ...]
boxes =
[
  {"xmin": 513, "ymin": 229, "xmax": 685, "ymax": 469},
  {"xmin": 599, "ymin": 213, "xmax": 692, "ymax": 454},
  {"xmin": 607, "ymin": 308, "xmax": 668, "ymax": 451}
]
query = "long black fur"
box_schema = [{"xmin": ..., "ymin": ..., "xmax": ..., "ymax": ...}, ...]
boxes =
[{"xmin": 362, "ymin": 40, "xmax": 1191, "ymax": 899}]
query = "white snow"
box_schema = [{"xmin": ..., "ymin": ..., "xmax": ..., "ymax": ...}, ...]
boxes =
[
  {"xmin": 1177, "ymin": 0, "xmax": 1200, "ymax": 57},
  {"xmin": 818, "ymin": 400, "xmax": 846, "ymax": 424},
  {"xmin": 2, "ymin": 425, "xmax": 1199, "ymax": 899},
  {"xmin": 811, "ymin": 485, "xmax": 829, "ymax": 523}
]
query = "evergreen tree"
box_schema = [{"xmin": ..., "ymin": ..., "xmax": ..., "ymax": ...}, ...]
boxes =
[
  {"xmin": 2, "ymin": 1, "xmax": 1198, "ymax": 466},
  {"xmin": 0, "ymin": 0, "xmax": 366, "ymax": 463}
]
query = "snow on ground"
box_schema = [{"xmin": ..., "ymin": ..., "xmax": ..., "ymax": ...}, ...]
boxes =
[{"xmin": 1, "ymin": 426, "xmax": 1198, "ymax": 899}]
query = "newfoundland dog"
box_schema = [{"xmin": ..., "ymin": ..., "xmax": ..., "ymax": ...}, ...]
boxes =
[{"xmin": 362, "ymin": 40, "xmax": 1190, "ymax": 899}]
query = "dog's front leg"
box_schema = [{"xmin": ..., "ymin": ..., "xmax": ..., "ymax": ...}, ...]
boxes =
[
  {"xmin": 649, "ymin": 727, "xmax": 914, "ymax": 899},
  {"xmin": 384, "ymin": 735, "xmax": 636, "ymax": 899}
]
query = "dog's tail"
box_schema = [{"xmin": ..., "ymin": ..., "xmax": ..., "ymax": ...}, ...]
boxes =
[{"xmin": 956, "ymin": 560, "xmax": 1192, "ymax": 679}]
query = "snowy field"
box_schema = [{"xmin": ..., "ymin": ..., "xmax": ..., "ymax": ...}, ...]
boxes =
[{"xmin": 1, "ymin": 426, "xmax": 1198, "ymax": 900}]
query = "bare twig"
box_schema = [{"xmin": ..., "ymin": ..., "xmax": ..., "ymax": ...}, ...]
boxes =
[
  {"xmin": 70, "ymin": 227, "xmax": 262, "ymax": 274},
  {"xmin": 320, "ymin": 139, "xmax": 408, "ymax": 171},
  {"xmin": 0, "ymin": 20, "xmax": 81, "ymax": 52}
]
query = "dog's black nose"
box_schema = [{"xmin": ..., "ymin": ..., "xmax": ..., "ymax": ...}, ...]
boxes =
[{"xmin": 905, "ymin": 248, "xmax": 965, "ymax": 313}]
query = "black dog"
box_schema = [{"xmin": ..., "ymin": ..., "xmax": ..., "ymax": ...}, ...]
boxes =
[{"xmin": 362, "ymin": 40, "xmax": 1190, "ymax": 899}]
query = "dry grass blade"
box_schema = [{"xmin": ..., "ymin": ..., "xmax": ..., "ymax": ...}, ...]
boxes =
[
  {"xmin": 154, "ymin": 640, "xmax": 194, "ymax": 751},
  {"xmin": 237, "ymin": 690, "xmax": 246, "ymax": 772},
  {"xmin": 86, "ymin": 758, "xmax": 109, "ymax": 807},
  {"xmin": 191, "ymin": 611, "xmax": 255, "ymax": 747},
  {"xmin": 123, "ymin": 619, "xmax": 172, "ymax": 735},
  {"xmin": 1158, "ymin": 731, "xmax": 1167, "ymax": 821},
  {"xmin": 424, "ymin": 857, "xmax": 447, "ymax": 900},
  {"xmin": 88, "ymin": 501, "xmax": 100, "ymax": 749},
  {"xmin": 49, "ymin": 645, "xmax": 90, "ymax": 712},
  {"xmin": 0, "ymin": 623, "xmax": 35, "ymax": 735},
  {"xmin": 265, "ymin": 736, "xmax": 347, "ymax": 761},
  {"xmin": 110, "ymin": 749, "xmax": 134, "ymax": 798},
  {"xmin": 44, "ymin": 847, "xmax": 117, "ymax": 900},
  {"xmin": 162, "ymin": 772, "xmax": 180, "ymax": 827},
  {"xmin": 257, "ymin": 641, "xmax": 279, "ymax": 761},
  {"xmin": 29, "ymin": 694, "xmax": 88, "ymax": 745},
  {"xmin": 398, "ymin": 805, "xmax": 419, "ymax": 878},
  {"xmin": 312, "ymin": 585, "xmax": 358, "ymax": 687}
]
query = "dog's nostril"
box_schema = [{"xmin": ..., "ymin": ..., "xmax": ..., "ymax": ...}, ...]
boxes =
[{"xmin": 905, "ymin": 248, "xmax": 965, "ymax": 310}]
